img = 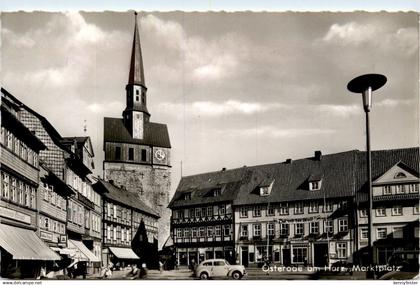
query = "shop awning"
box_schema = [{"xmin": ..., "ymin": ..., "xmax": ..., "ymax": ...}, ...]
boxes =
[
  {"xmin": 50, "ymin": 246, "xmax": 77, "ymax": 256},
  {"xmin": 68, "ymin": 239, "xmax": 100, "ymax": 262},
  {"xmin": 0, "ymin": 224, "xmax": 60, "ymax": 260},
  {"xmin": 109, "ymin": 247, "xmax": 139, "ymax": 259}
]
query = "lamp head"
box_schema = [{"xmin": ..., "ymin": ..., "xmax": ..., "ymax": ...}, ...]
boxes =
[{"xmin": 347, "ymin": 73, "xmax": 387, "ymax": 112}]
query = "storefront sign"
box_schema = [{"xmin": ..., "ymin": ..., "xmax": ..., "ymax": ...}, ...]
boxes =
[
  {"xmin": 40, "ymin": 231, "xmax": 54, "ymax": 241},
  {"xmin": 60, "ymin": 235, "xmax": 67, "ymax": 243},
  {"xmin": 0, "ymin": 206, "xmax": 31, "ymax": 224}
]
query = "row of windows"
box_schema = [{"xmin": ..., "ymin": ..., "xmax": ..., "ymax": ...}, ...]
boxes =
[
  {"xmin": 91, "ymin": 213, "xmax": 101, "ymax": 233},
  {"xmin": 132, "ymin": 211, "xmax": 157, "ymax": 228},
  {"xmin": 66, "ymin": 169, "xmax": 99, "ymax": 206},
  {"xmin": 175, "ymin": 225, "xmax": 232, "ymax": 238},
  {"xmin": 1, "ymin": 127, "xmax": 39, "ymax": 168},
  {"xmin": 239, "ymin": 201, "xmax": 346, "ymax": 218},
  {"xmin": 360, "ymin": 205, "xmax": 419, "ymax": 217},
  {"xmin": 173, "ymin": 205, "xmax": 227, "ymax": 219},
  {"xmin": 115, "ymin": 146, "xmax": 148, "ymax": 162},
  {"xmin": 105, "ymin": 225, "xmax": 132, "ymax": 243},
  {"xmin": 382, "ymin": 184, "xmax": 418, "ymax": 195},
  {"xmin": 39, "ymin": 215, "xmax": 66, "ymax": 234},
  {"xmin": 42, "ymin": 183, "xmax": 66, "ymax": 210},
  {"xmin": 68, "ymin": 200, "xmax": 84, "ymax": 226},
  {"xmin": 106, "ymin": 202, "xmax": 132, "ymax": 223},
  {"xmin": 240, "ymin": 219, "xmax": 348, "ymax": 237},
  {"xmin": 1, "ymin": 171, "xmax": 36, "ymax": 209},
  {"xmin": 360, "ymin": 227, "xmax": 419, "ymax": 240}
]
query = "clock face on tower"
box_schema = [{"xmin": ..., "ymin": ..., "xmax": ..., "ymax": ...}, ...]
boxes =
[{"xmin": 154, "ymin": 149, "xmax": 166, "ymax": 161}]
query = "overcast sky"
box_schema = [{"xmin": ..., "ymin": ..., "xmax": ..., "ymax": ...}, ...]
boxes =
[{"xmin": 1, "ymin": 11, "xmax": 418, "ymax": 195}]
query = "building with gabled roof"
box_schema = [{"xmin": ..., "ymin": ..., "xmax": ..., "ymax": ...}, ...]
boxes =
[
  {"xmin": 169, "ymin": 147, "xmax": 419, "ymax": 268},
  {"xmin": 93, "ymin": 179, "xmax": 159, "ymax": 268},
  {"xmin": 103, "ymin": 12, "xmax": 171, "ymax": 249},
  {"xmin": 169, "ymin": 167, "xmax": 251, "ymax": 266}
]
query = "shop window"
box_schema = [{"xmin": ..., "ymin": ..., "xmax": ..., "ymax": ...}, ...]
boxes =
[{"xmin": 292, "ymin": 247, "xmax": 307, "ymax": 263}]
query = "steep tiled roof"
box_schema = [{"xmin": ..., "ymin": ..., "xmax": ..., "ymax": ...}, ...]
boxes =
[
  {"xmin": 94, "ymin": 179, "xmax": 159, "ymax": 218},
  {"xmin": 234, "ymin": 150, "xmax": 358, "ymax": 205},
  {"xmin": 168, "ymin": 167, "xmax": 251, "ymax": 208},
  {"xmin": 355, "ymin": 147, "xmax": 419, "ymax": 202},
  {"xmin": 103, "ymin": 117, "xmax": 171, "ymax": 148},
  {"xmin": 170, "ymin": 147, "xmax": 419, "ymax": 208},
  {"xmin": 1, "ymin": 87, "xmax": 72, "ymax": 155}
]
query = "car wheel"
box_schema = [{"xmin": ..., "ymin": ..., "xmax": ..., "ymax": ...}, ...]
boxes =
[
  {"xmin": 232, "ymin": 271, "xmax": 242, "ymax": 280},
  {"xmin": 200, "ymin": 272, "xmax": 209, "ymax": 280}
]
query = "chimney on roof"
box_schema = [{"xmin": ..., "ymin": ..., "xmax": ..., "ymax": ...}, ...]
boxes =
[
  {"xmin": 285, "ymin": 158, "xmax": 292, "ymax": 164},
  {"xmin": 222, "ymin": 167, "xmax": 226, "ymax": 171},
  {"xmin": 315, "ymin": 150, "xmax": 322, "ymax": 161}
]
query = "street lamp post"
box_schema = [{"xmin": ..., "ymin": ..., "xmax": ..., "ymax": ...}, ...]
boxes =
[{"xmin": 347, "ymin": 73, "xmax": 387, "ymax": 279}]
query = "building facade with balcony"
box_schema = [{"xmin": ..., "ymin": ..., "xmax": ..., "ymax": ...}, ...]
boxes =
[
  {"xmin": 93, "ymin": 179, "xmax": 159, "ymax": 268},
  {"xmin": 168, "ymin": 168, "xmax": 247, "ymax": 267},
  {"xmin": 0, "ymin": 89, "xmax": 60, "ymax": 278}
]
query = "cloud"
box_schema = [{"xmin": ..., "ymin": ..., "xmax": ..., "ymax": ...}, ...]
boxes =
[
  {"xmin": 322, "ymin": 22, "xmax": 376, "ymax": 45},
  {"xmin": 3, "ymin": 12, "xmax": 129, "ymax": 90},
  {"xmin": 87, "ymin": 101, "xmax": 124, "ymax": 114},
  {"xmin": 2, "ymin": 28, "xmax": 35, "ymax": 48},
  {"xmin": 376, "ymin": 99, "xmax": 413, "ymax": 107},
  {"xmin": 320, "ymin": 22, "xmax": 418, "ymax": 56},
  {"xmin": 219, "ymin": 126, "xmax": 336, "ymax": 139},
  {"xmin": 158, "ymin": 100, "xmax": 289, "ymax": 117},
  {"xmin": 141, "ymin": 15, "xmax": 246, "ymax": 82},
  {"xmin": 316, "ymin": 104, "xmax": 360, "ymax": 117}
]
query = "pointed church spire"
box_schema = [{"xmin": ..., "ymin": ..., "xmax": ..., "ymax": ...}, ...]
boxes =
[{"xmin": 128, "ymin": 11, "xmax": 145, "ymax": 86}]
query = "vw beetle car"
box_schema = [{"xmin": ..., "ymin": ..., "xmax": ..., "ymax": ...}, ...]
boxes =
[{"xmin": 195, "ymin": 259, "xmax": 246, "ymax": 280}]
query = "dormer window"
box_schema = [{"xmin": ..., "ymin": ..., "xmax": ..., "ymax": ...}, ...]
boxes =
[
  {"xmin": 259, "ymin": 179, "xmax": 275, "ymax": 196},
  {"xmin": 394, "ymin": 172, "xmax": 407, "ymax": 179},
  {"xmin": 260, "ymin": 187, "xmax": 270, "ymax": 196},
  {"xmin": 309, "ymin": 180, "xmax": 321, "ymax": 191},
  {"xmin": 213, "ymin": 188, "xmax": 222, "ymax": 197},
  {"xmin": 183, "ymin": 192, "xmax": 191, "ymax": 200}
]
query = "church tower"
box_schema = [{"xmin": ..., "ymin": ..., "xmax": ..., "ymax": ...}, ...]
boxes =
[
  {"xmin": 123, "ymin": 12, "xmax": 149, "ymax": 140},
  {"xmin": 103, "ymin": 12, "xmax": 172, "ymax": 248}
]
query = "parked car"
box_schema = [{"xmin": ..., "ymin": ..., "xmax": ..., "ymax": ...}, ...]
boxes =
[{"xmin": 195, "ymin": 259, "xmax": 246, "ymax": 280}]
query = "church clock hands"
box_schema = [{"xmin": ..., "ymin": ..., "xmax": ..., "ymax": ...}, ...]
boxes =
[{"xmin": 154, "ymin": 149, "xmax": 166, "ymax": 161}]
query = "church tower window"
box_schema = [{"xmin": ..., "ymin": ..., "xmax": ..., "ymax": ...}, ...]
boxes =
[{"xmin": 128, "ymin": 148, "xmax": 134, "ymax": 161}]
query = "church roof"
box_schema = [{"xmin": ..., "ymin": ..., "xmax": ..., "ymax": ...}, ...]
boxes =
[
  {"xmin": 128, "ymin": 12, "xmax": 145, "ymax": 87},
  {"xmin": 103, "ymin": 117, "xmax": 171, "ymax": 148}
]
